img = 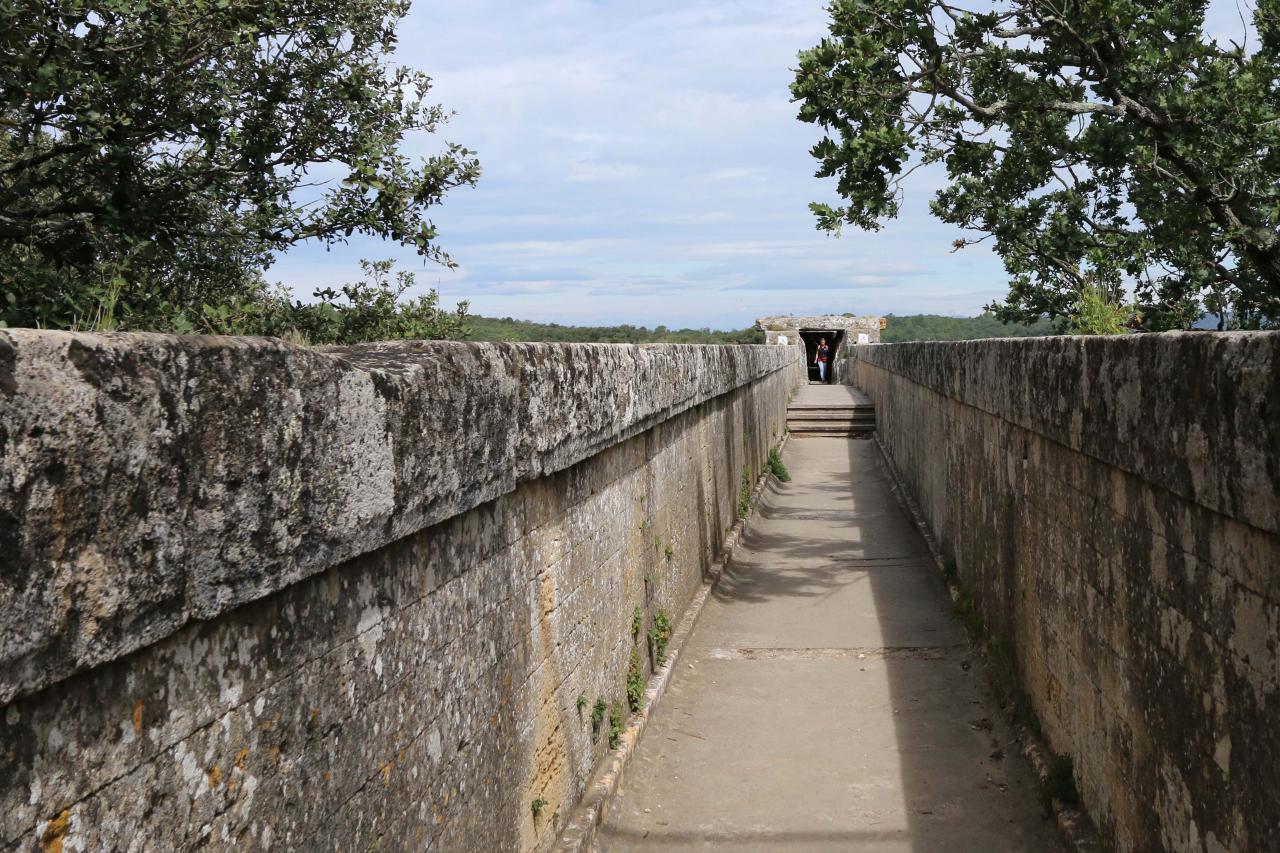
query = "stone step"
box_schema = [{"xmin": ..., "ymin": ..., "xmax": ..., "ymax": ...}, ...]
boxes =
[
  {"xmin": 787, "ymin": 429, "xmax": 875, "ymax": 437},
  {"xmin": 787, "ymin": 428, "xmax": 876, "ymax": 437},
  {"xmin": 787, "ymin": 422, "xmax": 876, "ymax": 435},
  {"xmin": 786, "ymin": 389, "xmax": 876, "ymax": 436},
  {"xmin": 788, "ymin": 408, "xmax": 875, "ymax": 420},
  {"xmin": 788, "ymin": 401, "xmax": 876, "ymax": 409},
  {"xmin": 787, "ymin": 423, "xmax": 876, "ymax": 434},
  {"xmin": 786, "ymin": 410, "xmax": 877, "ymax": 422},
  {"xmin": 787, "ymin": 405, "xmax": 875, "ymax": 413},
  {"xmin": 787, "ymin": 415, "xmax": 876, "ymax": 423}
]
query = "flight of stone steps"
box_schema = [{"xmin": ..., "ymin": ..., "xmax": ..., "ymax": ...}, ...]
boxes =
[{"xmin": 786, "ymin": 384, "xmax": 876, "ymax": 437}]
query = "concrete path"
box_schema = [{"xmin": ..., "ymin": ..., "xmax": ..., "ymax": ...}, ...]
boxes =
[{"xmin": 597, "ymin": 429, "xmax": 1062, "ymax": 851}]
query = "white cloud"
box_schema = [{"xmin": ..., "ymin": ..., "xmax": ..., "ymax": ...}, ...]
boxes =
[
  {"xmin": 567, "ymin": 160, "xmax": 648, "ymax": 183},
  {"xmin": 271, "ymin": 0, "xmax": 1011, "ymax": 327}
]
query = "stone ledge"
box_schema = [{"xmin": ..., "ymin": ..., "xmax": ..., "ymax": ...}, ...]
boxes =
[
  {"xmin": 0, "ymin": 331, "xmax": 798, "ymax": 704},
  {"xmin": 851, "ymin": 331, "xmax": 1280, "ymax": 536}
]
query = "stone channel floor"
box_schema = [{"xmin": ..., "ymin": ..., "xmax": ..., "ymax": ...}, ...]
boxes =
[{"xmin": 596, "ymin": 430, "xmax": 1063, "ymax": 851}]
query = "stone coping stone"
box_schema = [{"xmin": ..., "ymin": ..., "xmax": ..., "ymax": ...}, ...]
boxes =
[
  {"xmin": 756, "ymin": 314, "xmax": 882, "ymax": 331},
  {"xmin": 0, "ymin": 331, "xmax": 798, "ymax": 703},
  {"xmin": 852, "ymin": 331, "xmax": 1279, "ymax": 536}
]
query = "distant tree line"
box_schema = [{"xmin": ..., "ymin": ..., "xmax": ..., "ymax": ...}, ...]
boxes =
[
  {"xmin": 463, "ymin": 316, "xmax": 765, "ymax": 344},
  {"xmin": 462, "ymin": 313, "xmax": 1058, "ymax": 345},
  {"xmin": 880, "ymin": 313, "xmax": 1055, "ymax": 342}
]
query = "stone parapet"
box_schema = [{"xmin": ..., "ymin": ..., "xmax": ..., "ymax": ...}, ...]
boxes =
[
  {"xmin": 0, "ymin": 331, "xmax": 799, "ymax": 705},
  {"xmin": 852, "ymin": 332, "xmax": 1280, "ymax": 852},
  {"xmin": 854, "ymin": 333, "xmax": 1278, "ymax": 535}
]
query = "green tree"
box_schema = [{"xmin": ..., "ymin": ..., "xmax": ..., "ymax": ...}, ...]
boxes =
[
  {"xmin": 1, "ymin": 0, "xmax": 479, "ymax": 331},
  {"xmin": 792, "ymin": 0, "xmax": 1280, "ymax": 330},
  {"xmin": 194, "ymin": 259, "xmax": 469, "ymax": 345},
  {"xmin": 289, "ymin": 259, "xmax": 470, "ymax": 345}
]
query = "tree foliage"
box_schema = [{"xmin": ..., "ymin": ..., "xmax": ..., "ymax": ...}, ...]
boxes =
[
  {"xmin": 1, "ymin": 0, "xmax": 479, "ymax": 331},
  {"xmin": 194, "ymin": 259, "xmax": 469, "ymax": 344},
  {"xmin": 1066, "ymin": 285, "xmax": 1131, "ymax": 334},
  {"xmin": 793, "ymin": 0, "xmax": 1280, "ymax": 329}
]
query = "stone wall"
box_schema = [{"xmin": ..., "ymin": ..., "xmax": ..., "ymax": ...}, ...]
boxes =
[
  {"xmin": 0, "ymin": 331, "xmax": 802, "ymax": 852},
  {"xmin": 851, "ymin": 333, "xmax": 1280, "ymax": 853}
]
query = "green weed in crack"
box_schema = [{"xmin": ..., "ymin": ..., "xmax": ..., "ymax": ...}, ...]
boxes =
[
  {"xmin": 767, "ymin": 446, "xmax": 790, "ymax": 482},
  {"xmin": 626, "ymin": 647, "xmax": 645, "ymax": 712},
  {"xmin": 608, "ymin": 704, "xmax": 624, "ymax": 749},
  {"xmin": 1041, "ymin": 754, "xmax": 1080, "ymax": 811},
  {"xmin": 591, "ymin": 698, "xmax": 607, "ymax": 741},
  {"xmin": 649, "ymin": 611, "xmax": 672, "ymax": 663}
]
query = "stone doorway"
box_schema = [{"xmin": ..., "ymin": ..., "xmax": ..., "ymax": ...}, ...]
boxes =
[{"xmin": 799, "ymin": 329, "xmax": 842, "ymax": 383}]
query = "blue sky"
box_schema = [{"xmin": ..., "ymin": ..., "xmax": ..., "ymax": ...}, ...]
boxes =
[{"xmin": 269, "ymin": 0, "xmax": 1256, "ymax": 329}]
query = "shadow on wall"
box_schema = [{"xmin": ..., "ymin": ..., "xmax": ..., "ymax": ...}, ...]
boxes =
[{"xmin": 852, "ymin": 334, "xmax": 1280, "ymax": 852}]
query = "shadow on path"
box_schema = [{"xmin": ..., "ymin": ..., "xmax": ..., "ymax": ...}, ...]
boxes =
[{"xmin": 596, "ymin": 434, "xmax": 1061, "ymax": 852}]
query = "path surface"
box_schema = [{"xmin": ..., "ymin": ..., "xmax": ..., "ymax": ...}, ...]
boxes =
[
  {"xmin": 789, "ymin": 383, "xmax": 875, "ymax": 408},
  {"xmin": 597, "ymin": 398, "xmax": 1061, "ymax": 851}
]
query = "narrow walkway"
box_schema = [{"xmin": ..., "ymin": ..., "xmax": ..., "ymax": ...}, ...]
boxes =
[{"xmin": 598, "ymin": 403, "xmax": 1061, "ymax": 850}]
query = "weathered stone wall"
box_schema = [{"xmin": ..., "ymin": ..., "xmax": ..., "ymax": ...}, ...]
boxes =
[
  {"xmin": 851, "ymin": 333, "xmax": 1280, "ymax": 853},
  {"xmin": 0, "ymin": 331, "xmax": 802, "ymax": 852}
]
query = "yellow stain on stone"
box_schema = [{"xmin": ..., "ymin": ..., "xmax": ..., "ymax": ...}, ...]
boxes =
[
  {"xmin": 132, "ymin": 700, "xmax": 144, "ymax": 735},
  {"xmin": 39, "ymin": 809, "xmax": 70, "ymax": 853},
  {"xmin": 206, "ymin": 765, "xmax": 222, "ymax": 788},
  {"xmin": 234, "ymin": 748, "xmax": 250, "ymax": 770},
  {"xmin": 520, "ymin": 548, "xmax": 570, "ymax": 852}
]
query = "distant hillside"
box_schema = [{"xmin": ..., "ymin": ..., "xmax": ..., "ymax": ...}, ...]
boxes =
[
  {"xmin": 464, "ymin": 315, "xmax": 764, "ymax": 344},
  {"xmin": 882, "ymin": 313, "xmax": 1056, "ymax": 342},
  {"xmin": 462, "ymin": 313, "xmax": 1054, "ymax": 344}
]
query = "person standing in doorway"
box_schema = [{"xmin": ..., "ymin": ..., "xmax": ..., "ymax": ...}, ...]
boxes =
[{"xmin": 815, "ymin": 337, "xmax": 830, "ymax": 383}]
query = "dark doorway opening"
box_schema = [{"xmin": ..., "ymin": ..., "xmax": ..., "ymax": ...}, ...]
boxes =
[{"xmin": 799, "ymin": 329, "xmax": 843, "ymax": 383}]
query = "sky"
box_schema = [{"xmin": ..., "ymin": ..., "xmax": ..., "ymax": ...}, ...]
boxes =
[{"xmin": 268, "ymin": 0, "xmax": 1258, "ymax": 330}]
